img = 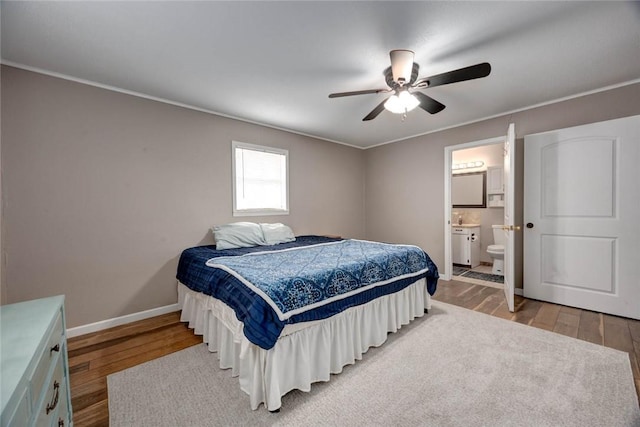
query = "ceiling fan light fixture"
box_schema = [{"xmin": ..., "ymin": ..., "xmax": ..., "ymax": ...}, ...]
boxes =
[
  {"xmin": 384, "ymin": 90, "xmax": 420, "ymax": 114},
  {"xmin": 389, "ymin": 49, "xmax": 414, "ymax": 84}
]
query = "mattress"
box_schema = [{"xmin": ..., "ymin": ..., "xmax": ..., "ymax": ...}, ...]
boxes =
[{"xmin": 176, "ymin": 236, "xmax": 439, "ymax": 349}]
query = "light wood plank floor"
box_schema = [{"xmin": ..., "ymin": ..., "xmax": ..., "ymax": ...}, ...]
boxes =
[{"xmin": 68, "ymin": 279, "xmax": 640, "ymax": 427}]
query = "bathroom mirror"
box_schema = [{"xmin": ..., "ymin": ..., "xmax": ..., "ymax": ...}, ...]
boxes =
[{"xmin": 452, "ymin": 171, "xmax": 486, "ymax": 208}]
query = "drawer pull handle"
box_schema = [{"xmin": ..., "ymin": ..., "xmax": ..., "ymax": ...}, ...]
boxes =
[
  {"xmin": 46, "ymin": 381, "xmax": 60, "ymax": 414},
  {"xmin": 50, "ymin": 343, "xmax": 60, "ymax": 355},
  {"xmin": 58, "ymin": 418, "xmax": 65, "ymax": 426}
]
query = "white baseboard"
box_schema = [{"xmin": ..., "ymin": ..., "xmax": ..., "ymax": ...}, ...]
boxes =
[
  {"xmin": 66, "ymin": 303, "xmax": 181, "ymax": 338},
  {"xmin": 515, "ymin": 288, "xmax": 523, "ymax": 296}
]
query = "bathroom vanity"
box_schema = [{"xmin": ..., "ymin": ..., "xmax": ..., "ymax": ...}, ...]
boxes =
[{"xmin": 452, "ymin": 225, "xmax": 481, "ymax": 268}]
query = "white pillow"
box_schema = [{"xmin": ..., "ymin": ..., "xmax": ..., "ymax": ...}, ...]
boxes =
[
  {"xmin": 212, "ymin": 222, "xmax": 266, "ymax": 250},
  {"xmin": 260, "ymin": 223, "xmax": 296, "ymax": 245}
]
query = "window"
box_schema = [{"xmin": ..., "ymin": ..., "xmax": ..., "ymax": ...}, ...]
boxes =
[{"xmin": 232, "ymin": 141, "xmax": 289, "ymax": 216}]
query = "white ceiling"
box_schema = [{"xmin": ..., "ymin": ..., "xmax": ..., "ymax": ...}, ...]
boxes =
[{"xmin": 2, "ymin": 1, "xmax": 640, "ymax": 149}]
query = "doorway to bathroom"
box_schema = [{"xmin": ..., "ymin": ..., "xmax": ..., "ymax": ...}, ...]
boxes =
[{"xmin": 444, "ymin": 137, "xmax": 506, "ymax": 290}]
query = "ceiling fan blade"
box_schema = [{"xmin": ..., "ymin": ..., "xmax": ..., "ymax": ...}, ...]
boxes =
[
  {"xmin": 362, "ymin": 98, "xmax": 389, "ymax": 121},
  {"xmin": 329, "ymin": 89, "xmax": 390, "ymax": 98},
  {"xmin": 414, "ymin": 92, "xmax": 446, "ymax": 114},
  {"xmin": 415, "ymin": 62, "xmax": 491, "ymax": 88}
]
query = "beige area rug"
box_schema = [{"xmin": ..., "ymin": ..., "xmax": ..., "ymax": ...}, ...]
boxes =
[{"xmin": 108, "ymin": 301, "xmax": 640, "ymax": 426}]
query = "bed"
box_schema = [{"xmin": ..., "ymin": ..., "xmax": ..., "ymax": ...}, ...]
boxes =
[{"xmin": 176, "ymin": 234, "xmax": 439, "ymax": 411}]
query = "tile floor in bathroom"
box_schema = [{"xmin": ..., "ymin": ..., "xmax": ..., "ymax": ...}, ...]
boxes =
[{"xmin": 452, "ymin": 264, "xmax": 504, "ymax": 289}]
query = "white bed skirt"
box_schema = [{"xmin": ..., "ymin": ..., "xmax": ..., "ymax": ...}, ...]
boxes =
[{"xmin": 177, "ymin": 279, "xmax": 431, "ymax": 411}]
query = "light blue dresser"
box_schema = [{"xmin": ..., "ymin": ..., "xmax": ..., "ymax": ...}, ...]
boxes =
[{"xmin": 1, "ymin": 295, "xmax": 73, "ymax": 426}]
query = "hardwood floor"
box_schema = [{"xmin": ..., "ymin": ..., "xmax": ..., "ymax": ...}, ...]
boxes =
[{"xmin": 68, "ymin": 279, "xmax": 640, "ymax": 426}]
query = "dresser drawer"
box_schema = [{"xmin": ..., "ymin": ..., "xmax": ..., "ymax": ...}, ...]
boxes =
[
  {"xmin": 3, "ymin": 387, "xmax": 29, "ymax": 427},
  {"xmin": 30, "ymin": 310, "xmax": 63, "ymax": 408},
  {"xmin": 34, "ymin": 355, "xmax": 65, "ymax": 427},
  {"xmin": 1, "ymin": 296, "xmax": 72, "ymax": 427},
  {"xmin": 55, "ymin": 379, "xmax": 70, "ymax": 427}
]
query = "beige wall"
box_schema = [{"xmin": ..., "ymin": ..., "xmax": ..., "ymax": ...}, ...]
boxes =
[
  {"xmin": 1, "ymin": 66, "xmax": 365, "ymax": 327},
  {"xmin": 365, "ymin": 82, "xmax": 640, "ymax": 286},
  {"xmin": 3, "ymin": 63, "xmax": 640, "ymax": 328}
]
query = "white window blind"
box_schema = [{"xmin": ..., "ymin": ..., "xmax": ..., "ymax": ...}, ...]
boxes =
[{"xmin": 232, "ymin": 141, "xmax": 289, "ymax": 216}]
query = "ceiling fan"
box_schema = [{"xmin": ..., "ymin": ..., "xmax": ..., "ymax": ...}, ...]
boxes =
[{"xmin": 328, "ymin": 50, "xmax": 491, "ymax": 121}]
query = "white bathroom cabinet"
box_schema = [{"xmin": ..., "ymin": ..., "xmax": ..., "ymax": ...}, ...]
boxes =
[
  {"xmin": 452, "ymin": 226, "xmax": 481, "ymax": 268},
  {"xmin": 487, "ymin": 166, "xmax": 504, "ymax": 207}
]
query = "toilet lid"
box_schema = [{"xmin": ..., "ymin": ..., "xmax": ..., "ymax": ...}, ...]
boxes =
[{"xmin": 487, "ymin": 244, "xmax": 504, "ymax": 252}]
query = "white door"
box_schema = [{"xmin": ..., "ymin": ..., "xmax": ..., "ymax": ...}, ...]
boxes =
[
  {"xmin": 524, "ymin": 115, "xmax": 640, "ymax": 319},
  {"xmin": 503, "ymin": 123, "xmax": 516, "ymax": 312}
]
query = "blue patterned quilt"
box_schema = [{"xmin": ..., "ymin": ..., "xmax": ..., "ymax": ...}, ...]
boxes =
[
  {"xmin": 177, "ymin": 236, "xmax": 439, "ymax": 349},
  {"xmin": 206, "ymin": 239, "xmax": 429, "ymax": 320}
]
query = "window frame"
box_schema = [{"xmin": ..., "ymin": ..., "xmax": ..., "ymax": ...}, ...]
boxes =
[{"xmin": 231, "ymin": 140, "xmax": 289, "ymax": 217}]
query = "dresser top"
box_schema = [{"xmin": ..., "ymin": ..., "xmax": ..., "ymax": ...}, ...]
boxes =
[{"xmin": 0, "ymin": 295, "xmax": 65, "ymax": 414}]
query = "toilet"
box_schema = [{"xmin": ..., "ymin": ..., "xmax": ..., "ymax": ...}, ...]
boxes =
[{"xmin": 487, "ymin": 225, "xmax": 505, "ymax": 276}]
